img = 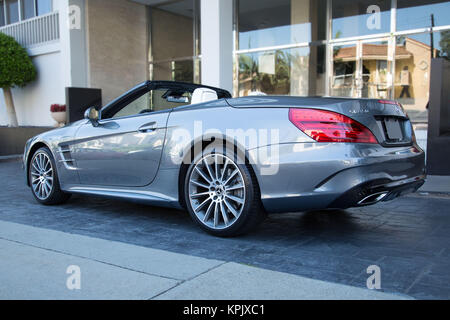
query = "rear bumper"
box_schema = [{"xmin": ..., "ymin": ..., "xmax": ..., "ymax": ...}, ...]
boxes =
[
  {"xmin": 328, "ymin": 176, "xmax": 425, "ymax": 209},
  {"xmin": 249, "ymin": 142, "xmax": 426, "ymax": 213}
]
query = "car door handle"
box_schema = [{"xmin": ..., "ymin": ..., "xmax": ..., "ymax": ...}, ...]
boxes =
[{"xmin": 138, "ymin": 122, "xmax": 157, "ymax": 133}]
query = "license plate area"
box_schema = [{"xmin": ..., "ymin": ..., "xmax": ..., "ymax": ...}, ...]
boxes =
[
  {"xmin": 375, "ymin": 115, "xmax": 411, "ymax": 145},
  {"xmin": 384, "ymin": 117, "xmax": 403, "ymax": 140}
]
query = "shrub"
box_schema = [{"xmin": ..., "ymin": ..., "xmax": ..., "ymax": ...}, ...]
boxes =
[{"xmin": 0, "ymin": 33, "xmax": 37, "ymax": 126}]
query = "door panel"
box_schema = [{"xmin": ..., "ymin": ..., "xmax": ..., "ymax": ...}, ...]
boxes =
[{"xmin": 71, "ymin": 112, "xmax": 169, "ymax": 187}]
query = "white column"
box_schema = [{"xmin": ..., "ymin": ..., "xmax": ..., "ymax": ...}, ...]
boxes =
[
  {"xmin": 200, "ymin": 0, "xmax": 233, "ymax": 94},
  {"xmin": 57, "ymin": 0, "xmax": 88, "ymax": 88},
  {"xmin": 57, "ymin": 0, "xmax": 72, "ymax": 88}
]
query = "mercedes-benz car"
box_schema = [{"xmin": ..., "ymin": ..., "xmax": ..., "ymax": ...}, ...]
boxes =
[{"xmin": 23, "ymin": 81, "xmax": 426, "ymax": 236}]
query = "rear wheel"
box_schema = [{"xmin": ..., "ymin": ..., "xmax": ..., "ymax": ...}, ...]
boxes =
[
  {"xmin": 29, "ymin": 147, "xmax": 71, "ymax": 205},
  {"xmin": 184, "ymin": 144, "xmax": 265, "ymax": 237}
]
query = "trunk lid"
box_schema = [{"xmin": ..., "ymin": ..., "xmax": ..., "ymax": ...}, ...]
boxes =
[{"xmin": 225, "ymin": 96, "xmax": 413, "ymax": 146}]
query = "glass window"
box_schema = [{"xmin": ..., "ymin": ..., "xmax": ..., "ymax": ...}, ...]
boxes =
[
  {"xmin": 150, "ymin": 0, "xmax": 195, "ymax": 61},
  {"xmin": 36, "ymin": 0, "xmax": 51, "ymax": 16},
  {"xmin": 113, "ymin": 91, "xmax": 153, "ymax": 119},
  {"xmin": 332, "ymin": 43, "xmax": 358, "ymax": 97},
  {"xmin": 153, "ymin": 59, "xmax": 196, "ymax": 83},
  {"xmin": 332, "ymin": 0, "xmax": 391, "ymax": 39},
  {"xmin": 393, "ymin": 32, "xmax": 448, "ymax": 122},
  {"xmin": 332, "ymin": 40, "xmax": 392, "ymax": 99},
  {"xmin": 238, "ymin": 45, "xmax": 326, "ymax": 96},
  {"xmin": 238, "ymin": 0, "xmax": 326, "ymax": 50},
  {"xmin": 397, "ymin": 0, "xmax": 450, "ymax": 31},
  {"xmin": 6, "ymin": 0, "xmax": 19, "ymax": 24},
  {"xmin": 0, "ymin": 1, "xmax": 5, "ymax": 26},
  {"xmin": 436, "ymin": 30, "xmax": 450, "ymax": 59},
  {"xmin": 22, "ymin": 0, "xmax": 35, "ymax": 20},
  {"xmin": 149, "ymin": 0, "xmax": 200, "ymax": 83},
  {"xmin": 361, "ymin": 41, "xmax": 391, "ymax": 99},
  {"xmin": 111, "ymin": 89, "xmax": 191, "ymax": 119}
]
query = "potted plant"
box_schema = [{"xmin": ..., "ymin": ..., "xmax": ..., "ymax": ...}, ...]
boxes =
[
  {"xmin": 0, "ymin": 33, "xmax": 37, "ymax": 127},
  {"xmin": 50, "ymin": 104, "xmax": 67, "ymax": 127}
]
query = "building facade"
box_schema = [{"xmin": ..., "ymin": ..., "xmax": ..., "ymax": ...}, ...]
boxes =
[{"xmin": 1, "ymin": 0, "xmax": 449, "ymax": 127}]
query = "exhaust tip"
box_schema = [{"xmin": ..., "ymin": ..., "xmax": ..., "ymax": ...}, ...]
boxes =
[{"xmin": 357, "ymin": 192, "xmax": 389, "ymax": 205}]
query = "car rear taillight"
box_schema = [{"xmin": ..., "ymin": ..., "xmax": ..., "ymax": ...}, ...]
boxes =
[{"xmin": 288, "ymin": 108, "xmax": 378, "ymax": 144}]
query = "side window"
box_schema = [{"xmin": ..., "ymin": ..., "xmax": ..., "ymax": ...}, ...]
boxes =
[
  {"xmin": 112, "ymin": 91, "xmax": 151, "ymax": 119},
  {"xmin": 108, "ymin": 88, "xmax": 192, "ymax": 119},
  {"xmin": 152, "ymin": 89, "xmax": 191, "ymax": 111}
]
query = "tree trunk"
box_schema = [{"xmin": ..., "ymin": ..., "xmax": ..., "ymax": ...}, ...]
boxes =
[{"xmin": 3, "ymin": 87, "xmax": 18, "ymax": 127}]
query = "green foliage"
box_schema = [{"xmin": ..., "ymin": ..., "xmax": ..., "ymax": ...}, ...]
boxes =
[
  {"xmin": 0, "ymin": 33, "xmax": 37, "ymax": 88},
  {"xmin": 239, "ymin": 50, "xmax": 292, "ymax": 94},
  {"xmin": 439, "ymin": 30, "xmax": 450, "ymax": 59}
]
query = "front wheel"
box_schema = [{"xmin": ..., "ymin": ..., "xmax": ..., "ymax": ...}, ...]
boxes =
[
  {"xmin": 29, "ymin": 147, "xmax": 71, "ymax": 205},
  {"xmin": 184, "ymin": 145, "xmax": 265, "ymax": 237}
]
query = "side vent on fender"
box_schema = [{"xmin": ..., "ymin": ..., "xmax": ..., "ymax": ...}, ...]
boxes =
[{"xmin": 57, "ymin": 145, "xmax": 76, "ymax": 169}]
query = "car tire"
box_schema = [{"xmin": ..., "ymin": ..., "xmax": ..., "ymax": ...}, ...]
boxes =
[
  {"xmin": 184, "ymin": 143, "xmax": 266, "ymax": 237},
  {"xmin": 29, "ymin": 147, "xmax": 71, "ymax": 205}
]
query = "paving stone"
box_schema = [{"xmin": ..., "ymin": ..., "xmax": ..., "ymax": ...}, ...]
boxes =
[{"xmin": 1, "ymin": 160, "xmax": 450, "ymax": 299}]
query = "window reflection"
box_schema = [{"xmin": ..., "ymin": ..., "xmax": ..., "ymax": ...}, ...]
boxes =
[
  {"xmin": 112, "ymin": 89, "xmax": 192, "ymax": 119},
  {"xmin": 332, "ymin": 44, "xmax": 358, "ymax": 97},
  {"xmin": 149, "ymin": 0, "xmax": 200, "ymax": 83},
  {"xmin": 394, "ymin": 32, "xmax": 448, "ymax": 120},
  {"xmin": 238, "ymin": 46, "xmax": 326, "ymax": 96},
  {"xmin": 151, "ymin": 2, "xmax": 195, "ymax": 61},
  {"xmin": 332, "ymin": 0, "xmax": 390, "ymax": 39},
  {"xmin": 153, "ymin": 60, "xmax": 195, "ymax": 83},
  {"xmin": 361, "ymin": 42, "xmax": 391, "ymax": 99},
  {"xmin": 238, "ymin": 0, "xmax": 326, "ymax": 50},
  {"xmin": 332, "ymin": 41, "xmax": 392, "ymax": 99},
  {"xmin": 397, "ymin": 0, "xmax": 450, "ymax": 31}
]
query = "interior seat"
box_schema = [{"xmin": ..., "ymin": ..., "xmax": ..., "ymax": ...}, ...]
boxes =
[{"xmin": 191, "ymin": 88, "xmax": 218, "ymax": 105}]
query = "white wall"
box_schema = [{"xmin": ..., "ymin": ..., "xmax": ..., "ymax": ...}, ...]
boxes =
[
  {"xmin": 0, "ymin": 49, "xmax": 64, "ymax": 127},
  {"xmin": 200, "ymin": 0, "xmax": 233, "ymax": 93}
]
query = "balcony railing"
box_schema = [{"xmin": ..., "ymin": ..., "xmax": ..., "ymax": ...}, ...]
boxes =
[{"xmin": 0, "ymin": 11, "xmax": 59, "ymax": 48}]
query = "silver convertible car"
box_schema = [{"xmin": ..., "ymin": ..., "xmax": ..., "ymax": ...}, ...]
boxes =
[{"xmin": 24, "ymin": 81, "xmax": 426, "ymax": 236}]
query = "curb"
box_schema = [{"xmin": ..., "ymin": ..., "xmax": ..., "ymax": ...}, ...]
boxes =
[{"xmin": 0, "ymin": 154, "xmax": 22, "ymax": 163}]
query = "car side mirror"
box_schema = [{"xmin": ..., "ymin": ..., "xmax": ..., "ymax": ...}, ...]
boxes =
[{"xmin": 84, "ymin": 107, "xmax": 99, "ymax": 126}]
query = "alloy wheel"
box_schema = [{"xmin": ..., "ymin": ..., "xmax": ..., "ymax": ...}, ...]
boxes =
[
  {"xmin": 188, "ymin": 154, "xmax": 246, "ymax": 230},
  {"xmin": 30, "ymin": 152, "xmax": 54, "ymax": 200}
]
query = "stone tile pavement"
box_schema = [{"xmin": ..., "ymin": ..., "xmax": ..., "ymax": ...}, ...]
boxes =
[{"xmin": 1, "ymin": 160, "xmax": 449, "ymax": 299}]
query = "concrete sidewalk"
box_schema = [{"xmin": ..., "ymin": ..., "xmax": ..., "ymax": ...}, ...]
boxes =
[
  {"xmin": 0, "ymin": 220, "xmax": 409, "ymax": 300},
  {"xmin": 419, "ymin": 175, "xmax": 450, "ymax": 193}
]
